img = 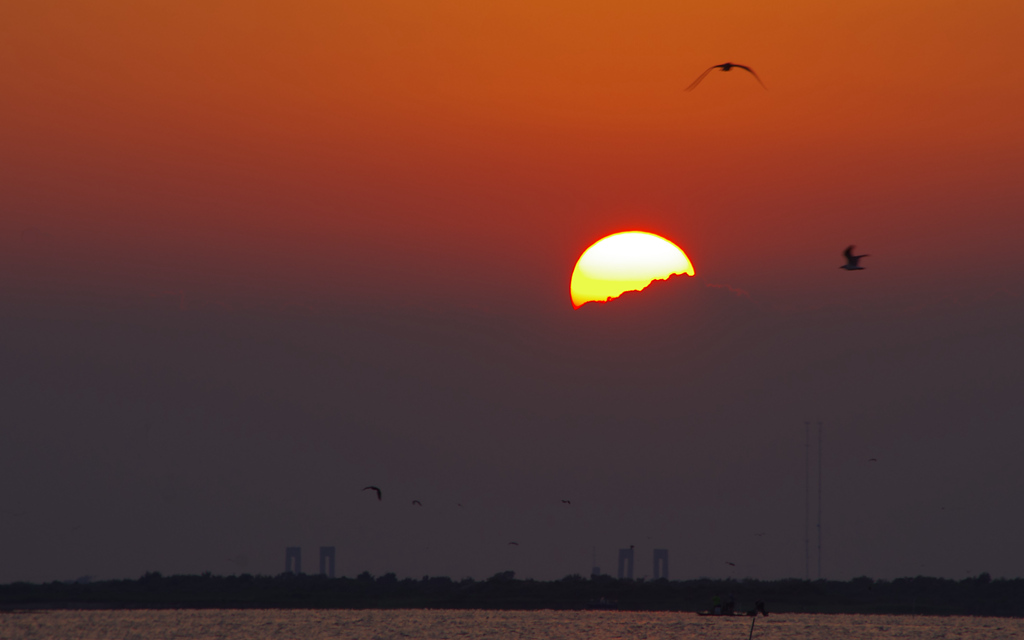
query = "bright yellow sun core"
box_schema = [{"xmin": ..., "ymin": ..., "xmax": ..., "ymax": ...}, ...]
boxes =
[{"xmin": 570, "ymin": 231, "xmax": 694, "ymax": 308}]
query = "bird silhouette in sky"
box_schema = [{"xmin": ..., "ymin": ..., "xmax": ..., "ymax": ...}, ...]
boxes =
[
  {"xmin": 726, "ymin": 561, "xmax": 736, "ymax": 567},
  {"xmin": 868, "ymin": 458, "xmax": 878, "ymax": 463},
  {"xmin": 841, "ymin": 245, "xmax": 869, "ymax": 270},
  {"xmin": 754, "ymin": 532, "xmax": 766, "ymax": 538},
  {"xmin": 412, "ymin": 500, "xmax": 423, "ymax": 506},
  {"xmin": 561, "ymin": 500, "xmax": 571, "ymax": 505},
  {"xmin": 686, "ymin": 62, "xmax": 766, "ymax": 91},
  {"xmin": 508, "ymin": 542, "xmax": 519, "ymax": 546},
  {"xmin": 362, "ymin": 486, "xmax": 382, "ymax": 501}
]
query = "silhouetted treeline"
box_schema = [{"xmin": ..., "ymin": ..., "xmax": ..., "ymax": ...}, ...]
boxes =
[{"xmin": 1, "ymin": 571, "xmax": 1022, "ymax": 617}]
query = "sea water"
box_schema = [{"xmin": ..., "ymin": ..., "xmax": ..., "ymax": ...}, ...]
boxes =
[{"xmin": 1, "ymin": 609, "xmax": 1021, "ymax": 640}]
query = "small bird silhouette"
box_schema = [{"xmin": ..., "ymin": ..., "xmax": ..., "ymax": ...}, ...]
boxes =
[
  {"xmin": 362, "ymin": 486, "xmax": 382, "ymax": 501},
  {"xmin": 754, "ymin": 532, "xmax": 766, "ymax": 538},
  {"xmin": 868, "ymin": 458, "xmax": 878, "ymax": 463},
  {"xmin": 726, "ymin": 561, "xmax": 736, "ymax": 567},
  {"xmin": 841, "ymin": 245, "xmax": 869, "ymax": 270},
  {"xmin": 508, "ymin": 541, "xmax": 519, "ymax": 546},
  {"xmin": 561, "ymin": 500, "xmax": 571, "ymax": 505},
  {"xmin": 686, "ymin": 62, "xmax": 766, "ymax": 91},
  {"xmin": 412, "ymin": 500, "xmax": 423, "ymax": 506}
]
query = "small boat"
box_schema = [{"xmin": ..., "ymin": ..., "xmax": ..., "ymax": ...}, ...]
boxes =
[
  {"xmin": 698, "ymin": 601, "xmax": 768, "ymax": 618},
  {"xmin": 586, "ymin": 597, "xmax": 618, "ymax": 610}
]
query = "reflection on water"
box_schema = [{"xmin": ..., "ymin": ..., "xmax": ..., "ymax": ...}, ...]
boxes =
[{"xmin": 2, "ymin": 609, "xmax": 1022, "ymax": 640}]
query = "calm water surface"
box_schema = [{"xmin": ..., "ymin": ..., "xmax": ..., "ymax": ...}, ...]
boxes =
[{"xmin": 1, "ymin": 610, "xmax": 1021, "ymax": 640}]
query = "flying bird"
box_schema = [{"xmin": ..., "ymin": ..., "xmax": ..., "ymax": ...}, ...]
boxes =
[
  {"xmin": 868, "ymin": 458, "xmax": 878, "ymax": 463},
  {"xmin": 412, "ymin": 500, "xmax": 423, "ymax": 506},
  {"xmin": 561, "ymin": 500, "xmax": 571, "ymax": 505},
  {"xmin": 362, "ymin": 486, "xmax": 382, "ymax": 501},
  {"xmin": 508, "ymin": 542, "xmax": 519, "ymax": 546},
  {"xmin": 726, "ymin": 562, "xmax": 736, "ymax": 567},
  {"xmin": 686, "ymin": 62, "xmax": 767, "ymax": 91},
  {"xmin": 841, "ymin": 245, "xmax": 869, "ymax": 270}
]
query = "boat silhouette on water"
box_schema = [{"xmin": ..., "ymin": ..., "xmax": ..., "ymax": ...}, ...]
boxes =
[{"xmin": 698, "ymin": 599, "xmax": 768, "ymax": 618}]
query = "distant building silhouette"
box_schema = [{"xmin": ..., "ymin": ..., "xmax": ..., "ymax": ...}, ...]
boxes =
[
  {"xmin": 653, "ymin": 549, "xmax": 668, "ymax": 580},
  {"xmin": 285, "ymin": 547, "xmax": 301, "ymax": 574},
  {"xmin": 319, "ymin": 546, "xmax": 336, "ymax": 578},
  {"xmin": 617, "ymin": 548, "xmax": 634, "ymax": 579}
]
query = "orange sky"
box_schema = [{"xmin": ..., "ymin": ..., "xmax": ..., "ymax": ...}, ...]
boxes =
[
  {"xmin": 4, "ymin": 1, "xmax": 1024, "ymax": 583},
  {"xmin": 3, "ymin": 0, "xmax": 1023, "ymax": 313}
]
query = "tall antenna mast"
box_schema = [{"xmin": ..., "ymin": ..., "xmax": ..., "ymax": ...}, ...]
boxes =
[
  {"xmin": 817, "ymin": 420, "xmax": 823, "ymax": 580},
  {"xmin": 804, "ymin": 421, "xmax": 810, "ymax": 581}
]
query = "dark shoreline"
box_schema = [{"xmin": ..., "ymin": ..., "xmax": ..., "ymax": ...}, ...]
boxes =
[{"xmin": 2, "ymin": 572, "xmax": 1021, "ymax": 618}]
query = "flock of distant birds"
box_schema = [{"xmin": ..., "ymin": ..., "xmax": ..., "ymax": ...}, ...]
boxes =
[
  {"xmin": 362, "ymin": 486, "xmax": 575, "ymax": 549},
  {"xmin": 362, "ymin": 485, "xmax": 772, "ymax": 567},
  {"xmin": 362, "ymin": 452, "xmax": 881, "ymax": 568},
  {"xmin": 362, "ymin": 476, "xmax": 872, "ymax": 570},
  {"xmin": 363, "ymin": 486, "xmax": 578, "ymax": 509}
]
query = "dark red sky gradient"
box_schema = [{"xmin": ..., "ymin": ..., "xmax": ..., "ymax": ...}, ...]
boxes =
[{"xmin": 2, "ymin": 1, "xmax": 1024, "ymax": 582}]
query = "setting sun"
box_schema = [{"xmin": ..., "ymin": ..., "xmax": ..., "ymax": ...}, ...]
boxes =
[{"xmin": 570, "ymin": 231, "xmax": 694, "ymax": 308}]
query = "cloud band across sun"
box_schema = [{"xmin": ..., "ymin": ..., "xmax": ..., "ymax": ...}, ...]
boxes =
[{"xmin": 570, "ymin": 231, "xmax": 694, "ymax": 308}]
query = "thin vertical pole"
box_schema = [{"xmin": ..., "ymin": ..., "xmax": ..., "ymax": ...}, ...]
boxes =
[
  {"xmin": 817, "ymin": 421, "xmax": 823, "ymax": 581},
  {"xmin": 804, "ymin": 421, "xmax": 810, "ymax": 581}
]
